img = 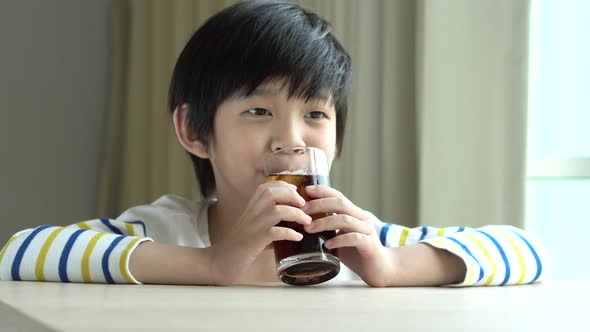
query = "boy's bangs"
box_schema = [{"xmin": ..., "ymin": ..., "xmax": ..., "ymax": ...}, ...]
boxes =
[
  {"xmin": 206, "ymin": 1, "xmax": 350, "ymax": 107},
  {"xmin": 233, "ymin": 75, "xmax": 334, "ymax": 105},
  {"xmin": 221, "ymin": 39, "xmax": 349, "ymax": 107}
]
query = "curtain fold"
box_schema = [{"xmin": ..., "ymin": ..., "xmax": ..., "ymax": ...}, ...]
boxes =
[
  {"xmin": 98, "ymin": 0, "xmax": 529, "ymax": 229},
  {"xmin": 97, "ymin": 2, "xmax": 129, "ymax": 217}
]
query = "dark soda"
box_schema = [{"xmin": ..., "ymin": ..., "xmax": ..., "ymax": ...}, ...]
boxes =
[{"xmin": 266, "ymin": 173, "xmax": 340, "ymax": 285}]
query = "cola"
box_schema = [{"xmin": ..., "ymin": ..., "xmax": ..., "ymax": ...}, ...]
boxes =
[{"xmin": 266, "ymin": 173, "xmax": 340, "ymax": 285}]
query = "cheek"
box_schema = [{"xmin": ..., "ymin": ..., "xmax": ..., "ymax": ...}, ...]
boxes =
[
  {"xmin": 215, "ymin": 130, "xmax": 262, "ymax": 165},
  {"xmin": 321, "ymin": 123, "xmax": 338, "ymax": 156}
]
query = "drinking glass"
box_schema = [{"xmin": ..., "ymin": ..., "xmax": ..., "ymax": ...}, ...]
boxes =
[{"xmin": 264, "ymin": 146, "xmax": 340, "ymax": 285}]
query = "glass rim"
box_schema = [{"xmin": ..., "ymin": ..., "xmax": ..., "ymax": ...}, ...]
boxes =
[
  {"xmin": 266, "ymin": 146, "xmax": 325, "ymax": 158},
  {"xmin": 264, "ymin": 146, "xmax": 329, "ymax": 176}
]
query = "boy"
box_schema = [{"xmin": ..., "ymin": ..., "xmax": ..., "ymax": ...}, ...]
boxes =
[{"xmin": 0, "ymin": 0, "xmax": 546, "ymax": 287}]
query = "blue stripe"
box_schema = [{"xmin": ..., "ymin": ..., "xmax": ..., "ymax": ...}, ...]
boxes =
[
  {"xmin": 58, "ymin": 229, "xmax": 88, "ymax": 282},
  {"xmin": 457, "ymin": 227, "xmax": 465, "ymax": 233},
  {"xmin": 101, "ymin": 219, "xmax": 124, "ymax": 235},
  {"xmin": 447, "ymin": 237, "xmax": 485, "ymax": 282},
  {"xmin": 418, "ymin": 226, "xmax": 428, "ymax": 241},
  {"xmin": 477, "ymin": 230, "xmax": 511, "ymax": 286},
  {"xmin": 379, "ymin": 223, "xmax": 392, "ymax": 246},
  {"xmin": 11, "ymin": 225, "xmax": 52, "ymax": 281},
  {"xmin": 511, "ymin": 230, "xmax": 543, "ymax": 283},
  {"xmin": 129, "ymin": 220, "xmax": 147, "ymax": 236},
  {"xmin": 102, "ymin": 235, "xmax": 125, "ymax": 284}
]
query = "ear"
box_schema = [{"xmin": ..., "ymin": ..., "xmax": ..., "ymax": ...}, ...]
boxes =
[{"xmin": 172, "ymin": 103, "xmax": 210, "ymax": 159}]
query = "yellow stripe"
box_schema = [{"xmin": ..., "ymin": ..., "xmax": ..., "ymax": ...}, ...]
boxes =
[
  {"xmin": 35, "ymin": 227, "xmax": 67, "ymax": 281},
  {"xmin": 495, "ymin": 228, "xmax": 527, "ymax": 284},
  {"xmin": 398, "ymin": 227, "xmax": 409, "ymax": 247},
  {"xmin": 120, "ymin": 238, "xmax": 142, "ymax": 283},
  {"xmin": 76, "ymin": 222, "xmax": 90, "ymax": 229},
  {"xmin": 437, "ymin": 228, "xmax": 446, "ymax": 237},
  {"xmin": 0, "ymin": 234, "xmax": 20, "ymax": 266},
  {"xmin": 81, "ymin": 232, "xmax": 106, "ymax": 283},
  {"xmin": 431, "ymin": 239, "xmax": 475, "ymax": 285},
  {"xmin": 125, "ymin": 223, "xmax": 135, "ymax": 236},
  {"xmin": 463, "ymin": 233, "xmax": 496, "ymax": 285}
]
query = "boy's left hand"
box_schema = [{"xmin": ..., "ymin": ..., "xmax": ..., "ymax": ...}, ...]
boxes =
[{"xmin": 303, "ymin": 185, "xmax": 396, "ymax": 287}]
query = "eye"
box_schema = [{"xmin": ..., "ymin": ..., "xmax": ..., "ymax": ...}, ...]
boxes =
[
  {"xmin": 305, "ymin": 111, "xmax": 329, "ymax": 120},
  {"xmin": 245, "ymin": 108, "xmax": 272, "ymax": 116}
]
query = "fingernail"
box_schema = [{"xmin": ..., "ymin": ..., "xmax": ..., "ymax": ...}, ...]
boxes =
[
  {"xmin": 289, "ymin": 184, "xmax": 298, "ymax": 190},
  {"xmin": 305, "ymin": 215, "xmax": 312, "ymax": 222},
  {"xmin": 306, "ymin": 185, "xmax": 316, "ymax": 191},
  {"xmin": 302, "ymin": 203, "xmax": 310, "ymax": 211}
]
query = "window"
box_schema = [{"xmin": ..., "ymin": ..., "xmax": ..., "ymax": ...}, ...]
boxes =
[{"xmin": 526, "ymin": 0, "xmax": 590, "ymax": 279}]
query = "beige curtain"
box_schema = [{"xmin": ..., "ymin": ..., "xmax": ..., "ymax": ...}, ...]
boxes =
[
  {"xmin": 416, "ymin": 1, "xmax": 529, "ymax": 227},
  {"xmin": 98, "ymin": 0, "xmax": 529, "ymax": 229},
  {"xmin": 98, "ymin": 0, "xmax": 238, "ymax": 216}
]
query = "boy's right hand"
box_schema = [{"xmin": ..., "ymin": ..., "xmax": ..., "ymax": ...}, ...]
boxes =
[{"xmin": 207, "ymin": 181, "xmax": 311, "ymax": 286}]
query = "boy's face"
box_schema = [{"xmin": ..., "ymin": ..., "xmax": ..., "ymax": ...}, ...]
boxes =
[{"xmin": 208, "ymin": 80, "xmax": 337, "ymax": 201}]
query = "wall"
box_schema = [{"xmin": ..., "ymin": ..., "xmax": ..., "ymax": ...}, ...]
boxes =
[{"xmin": 0, "ymin": 0, "xmax": 113, "ymax": 243}]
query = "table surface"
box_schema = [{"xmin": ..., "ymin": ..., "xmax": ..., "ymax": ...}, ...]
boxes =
[{"xmin": 0, "ymin": 280, "xmax": 585, "ymax": 332}]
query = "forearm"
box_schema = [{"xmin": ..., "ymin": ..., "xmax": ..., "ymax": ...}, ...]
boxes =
[
  {"xmin": 129, "ymin": 241, "xmax": 213, "ymax": 285},
  {"xmin": 376, "ymin": 221, "xmax": 548, "ymax": 286},
  {"xmin": 388, "ymin": 243, "xmax": 466, "ymax": 286}
]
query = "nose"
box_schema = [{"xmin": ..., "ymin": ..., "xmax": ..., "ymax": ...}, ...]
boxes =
[{"xmin": 270, "ymin": 116, "xmax": 306, "ymax": 152}]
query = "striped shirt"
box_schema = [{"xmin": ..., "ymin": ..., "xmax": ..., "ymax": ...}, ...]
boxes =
[{"xmin": 0, "ymin": 194, "xmax": 548, "ymax": 286}]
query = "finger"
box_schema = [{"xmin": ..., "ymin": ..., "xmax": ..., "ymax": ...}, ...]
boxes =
[
  {"xmin": 255, "ymin": 180, "xmax": 299, "ymax": 196},
  {"xmin": 324, "ymin": 232, "xmax": 373, "ymax": 250},
  {"xmin": 305, "ymin": 184, "xmax": 344, "ymax": 199},
  {"xmin": 304, "ymin": 214, "xmax": 372, "ymax": 235},
  {"xmin": 266, "ymin": 180, "xmax": 298, "ymax": 190},
  {"xmin": 272, "ymin": 205, "xmax": 312, "ymax": 226},
  {"xmin": 267, "ymin": 225, "xmax": 304, "ymax": 242},
  {"xmin": 302, "ymin": 194, "xmax": 367, "ymax": 220},
  {"xmin": 255, "ymin": 184, "xmax": 306, "ymax": 209}
]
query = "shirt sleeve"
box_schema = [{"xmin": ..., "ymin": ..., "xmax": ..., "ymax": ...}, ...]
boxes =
[
  {"xmin": 0, "ymin": 219, "xmax": 152, "ymax": 284},
  {"xmin": 367, "ymin": 211, "xmax": 549, "ymax": 287}
]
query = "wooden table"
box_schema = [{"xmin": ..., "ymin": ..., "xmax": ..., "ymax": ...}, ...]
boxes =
[{"xmin": 0, "ymin": 280, "xmax": 585, "ymax": 331}]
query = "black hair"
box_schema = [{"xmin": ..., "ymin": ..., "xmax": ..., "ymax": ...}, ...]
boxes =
[{"xmin": 168, "ymin": 0, "xmax": 352, "ymax": 198}]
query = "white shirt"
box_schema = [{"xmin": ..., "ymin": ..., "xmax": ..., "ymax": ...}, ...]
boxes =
[
  {"xmin": 1, "ymin": 194, "xmax": 548, "ymax": 286},
  {"xmin": 115, "ymin": 194, "xmax": 360, "ymax": 281}
]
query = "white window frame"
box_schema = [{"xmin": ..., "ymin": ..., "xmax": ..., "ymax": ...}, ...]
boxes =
[
  {"xmin": 527, "ymin": 158, "xmax": 590, "ymax": 179},
  {"xmin": 524, "ymin": 0, "xmax": 590, "ymax": 280}
]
